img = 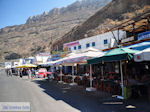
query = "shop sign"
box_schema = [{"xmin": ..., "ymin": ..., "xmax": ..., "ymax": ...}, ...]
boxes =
[
  {"xmin": 24, "ymin": 58, "xmax": 35, "ymax": 64},
  {"xmin": 138, "ymin": 31, "xmax": 150, "ymax": 40},
  {"xmin": 63, "ymin": 41, "xmax": 79, "ymax": 47},
  {"xmin": 121, "ymin": 36, "xmax": 134, "ymax": 43}
]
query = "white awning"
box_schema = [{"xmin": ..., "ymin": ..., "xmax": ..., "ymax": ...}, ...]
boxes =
[{"xmin": 62, "ymin": 48, "xmax": 104, "ymax": 65}]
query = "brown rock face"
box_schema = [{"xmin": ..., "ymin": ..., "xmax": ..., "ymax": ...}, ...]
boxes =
[
  {"xmin": 52, "ymin": 0, "xmax": 150, "ymax": 51},
  {"xmin": 0, "ymin": 0, "xmax": 111, "ymax": 61}
]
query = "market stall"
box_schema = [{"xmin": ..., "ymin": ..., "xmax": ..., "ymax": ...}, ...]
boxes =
[
  {"xmin": 134, "ymin": 47, "xmax": 150, "ymax": 100},
  {"xmin": 88, "ymin": 48, "xmax": 139, "ymax": 99},
  {"xmin": 61, "ymin": 48, "xmax": 104, "ymax": 87}
]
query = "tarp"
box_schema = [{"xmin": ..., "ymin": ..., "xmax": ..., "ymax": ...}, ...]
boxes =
[
  {"xmin": 88, "ymin": 48, "xmax": 139, "ymax": 64},
  {"xmin": 134, "ymin": 47, "xmax": 150, "ymax": 62}
]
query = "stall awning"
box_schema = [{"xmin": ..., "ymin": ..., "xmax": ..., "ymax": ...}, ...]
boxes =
[
  {"xmin": 63, "ymin": 50, "xmax": 104, "ymax": 64},
  {"xmin": 88, "ymin": 48, "xmax": 139, "ymax": 64},
  {"xmin": 16, "ymin": 64, "xmax": 37, "ymax": 68},
  {"xmin": 58, "ymin": 47, "xmax": 104, "ymax": 66}
]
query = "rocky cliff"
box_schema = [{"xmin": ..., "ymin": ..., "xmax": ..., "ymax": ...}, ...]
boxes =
[
  {"xmin": 0, "ymin": 0, "xmax": 111, "ymax": 61},
  {"xmin": 52, "ymin": 0, "xmax": 150, "ymax": 50}
]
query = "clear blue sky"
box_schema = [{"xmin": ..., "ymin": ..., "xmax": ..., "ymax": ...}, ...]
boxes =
[{"xmin": 0, "ymin": 0, "xmax": 77, "ymax": 29}]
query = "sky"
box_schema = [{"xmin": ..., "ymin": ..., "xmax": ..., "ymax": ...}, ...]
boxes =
[{"xmin": 0, "ymin": 0, "xmax": 77, "ymax": 29}]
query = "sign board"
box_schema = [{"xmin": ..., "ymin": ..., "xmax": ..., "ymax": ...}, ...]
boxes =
[
  {"xmin": 63, "ymin": 41, "xmax": 80, "ymax": 48},
  {"xmin": 36, "ymin": 53, "xmax": 51, "ymax": 63},
  {"xmin": 138, "ymin": 31, "xmax": 150, "ymax": 40},
  {"xmin": 121, "ymin": 36, "xmax": 134, "ymax": 43}
]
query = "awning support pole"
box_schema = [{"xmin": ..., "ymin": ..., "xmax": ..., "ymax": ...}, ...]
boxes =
[
  {"xmin": 101, "ymin": 61, "xmax": 104, "ymax": 79},
  {"xmin": 90, "ymin": 64, "xmax": 93, "ymax": 88},
  {"xmin": 60, "ymin": 65, "xmax": 63, "ymax": 82},
  {"xmin": 72, "ymin": 65, "xmax": 74, "ymax": 83},
  {"xmin": 86, "ymin": 64, "xmax": 96, "ymax": 91},
  {"xmin": 120, "ymin": 61, "xmax": 124, "ymax": 98},
  {"xmin": 70, "ymin": 64, "xmax": 77, "ymax": 86}
]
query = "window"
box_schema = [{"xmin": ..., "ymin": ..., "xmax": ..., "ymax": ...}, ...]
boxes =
[
  {"xmin": 104, "ymin": 39, "xmax": 108, "ymax": 45},
  {"xmin": 92, "ymin": 42, "xmax": 95, "ymax": 47},
  {"xmin": 78, "ymin": 45, "xmax": 81, "ymax": 49},
  {"xmin": 74, "ymin": 46, "xmax": 76, "ymax": 50},
  {"xmin": 86, "ymin": 43, "xmax": 90, "ymax": 48}
]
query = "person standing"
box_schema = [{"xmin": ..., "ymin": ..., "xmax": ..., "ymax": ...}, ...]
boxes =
[
  {"xmin": 19, "ymin": 69, "xmax": 23, "ymax": 78},
  {"xmin": 9, "ymin": 69, "xmax": 12, "ymax": 77},
  {"xmin": 27, "ymin": 69, "xmax": 32, "ymax": 79},
  {"xmin": 31, "ymin": 68, "xmax": 35, "ymax": 79},
  {"xmin": 5, "ymin": 69, "xmax": 9, "ymax": 76}
]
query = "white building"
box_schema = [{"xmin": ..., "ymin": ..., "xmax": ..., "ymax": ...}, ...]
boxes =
[
  {"xmin": 35, "ymin": 53, "xmax": 51, "ymax": 64},
  {"xmin": 18, "ymin": 57, "xmax": 36, "ymax": 65},
  {"xmin": 63, "ymin": 30, "xmax": 126, "ymax": 52},
  {"xmin": 5, "ymin": 62, "xmax": 12, "ymax": 68}
]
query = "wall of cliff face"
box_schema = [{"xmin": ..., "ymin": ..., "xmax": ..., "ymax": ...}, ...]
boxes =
[
  {"xmin": 52, "ymin": 0, "xmax": 150, "ymax": 51},
  {"xmin": 0, "ymin": 0, "xmax": 111, "ymax": 61}
]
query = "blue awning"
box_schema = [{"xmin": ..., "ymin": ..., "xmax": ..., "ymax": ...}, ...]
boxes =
[{"xmin": 125, "ymin": 41, "xmax": 150, "ymax": 51}]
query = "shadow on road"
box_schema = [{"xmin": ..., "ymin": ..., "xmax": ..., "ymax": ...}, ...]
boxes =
[{"xmin": 33, "ymin": 80, "xmax": 150, "ymax": 112}]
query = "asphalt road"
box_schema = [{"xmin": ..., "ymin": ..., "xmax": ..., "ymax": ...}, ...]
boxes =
[
  {"xmin": 0, "ymin": 69, "xmax": 150, "ymax": 112},
  {"xmin": 0, "ymin": 70, "xmax": 80, "ymax": 112}
]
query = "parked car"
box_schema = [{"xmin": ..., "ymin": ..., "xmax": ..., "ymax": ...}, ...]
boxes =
[
  {"xmin": 36, "ymin": 68, "xmax": 53, "ymax": 78},
  {"xmin": 36, "ymin": 68, "xmax": 47, "ymax": 78}
]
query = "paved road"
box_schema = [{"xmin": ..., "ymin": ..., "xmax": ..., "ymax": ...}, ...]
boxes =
[
  {"xmin": 0, "ymin": 69, "xmax": 150, "ymax": 112},
  {"xmin": 0, "ymin": 70, "xmax": 80, "ymax": 112}
]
